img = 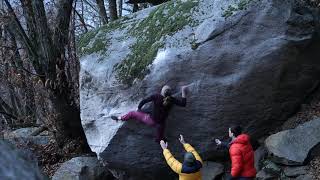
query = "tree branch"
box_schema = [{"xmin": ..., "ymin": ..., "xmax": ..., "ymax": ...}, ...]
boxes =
[
  {"xmin": 3, "ymin": 0, "xmax": 44, "ymax": 77},
  {"xmin": 0, "ymin": 96, "xmax": 17, "ymax": 119},
  {"xmin": 0, "ymin": 111, "xmax": 17, "ymax": 120},
  {"xmin": 31, "ymin": 0, "xmax": 57, "ymax": 79},
  {"xmin": 83, "ymin": 0, "xmax": 99, "ymax": 12},
  {"xmin": 53, "ymin": 0, "xmax": 74, "ymax": 71},
  {"xmin": 0, "ymin": 63, "xmax": 45, "ymax": 77},
  {"xmin": 74, "ymin": 7, "xmax": 89, "ymax": 32}
]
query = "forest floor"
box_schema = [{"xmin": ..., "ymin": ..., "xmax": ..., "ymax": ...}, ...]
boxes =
[{"xmin": 9, "ymin": 135, "xmax": 87, "ymax": 177}]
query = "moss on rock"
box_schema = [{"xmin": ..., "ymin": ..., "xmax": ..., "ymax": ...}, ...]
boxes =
[
  {"xmin": 78, "ymin": 0, "xmax": 199, "ymax": 85},
  {"xmin": 222, "ymin": 0, "xmax": 253, "ymax": 18},
  {"xmin": 77, "ymin": 16, "xmax": 133, "ymax": 56},
  {"xmin": 115, "ymin": 0, "xmax": 199, "ymax": 85},
  {"xmin": 78, "ymin": 30, "xmax": 99, "ymax": 54}
]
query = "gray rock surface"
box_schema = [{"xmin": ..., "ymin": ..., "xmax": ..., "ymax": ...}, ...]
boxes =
[
  {"xmin": 0, "ymin": 140, "xmax": 44, "ymax": 180},
  {"xmin": 4, "ymin": 127, "xmax": 50, "ymax": 146},
  {"xmin": 201, "ymin": 161, "xmax": 224, "ymax": 180},
  {"xmin": 7, "ymin": 127, "xmax": 38, "ymax": 137},
  {"xmin": 80, "ymin": 0, "xmax": 320, "ymax": 178},
  {"xmin": 256, "ymin": 169, "xmax": 279, "ymax": 180},
  {"xmin": 295, "ymin": 174, "xmax": 314, "ymax": 180},
  {"xmin": 284, "ymin": 166, "xmax": 308, "ymax": 177},
  {"xmin": 52, "ymin": 156, "xmax": 113, "ymax": 180},
  {"xmin": 255, "ymin": 146, "xmax": 268, "ymax": 171},
  {"xmin": 262, "ymin": 160, "xmax": 281, "ymax": 174},
  {"xmin": 265, "ymin": 118, "xmax": 320, "ymax": 165}
]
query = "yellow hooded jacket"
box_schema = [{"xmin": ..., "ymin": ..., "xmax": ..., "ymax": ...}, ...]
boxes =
[{"xmin": 163, "ymin": 143, "xmax": 203, "ymax": 180}]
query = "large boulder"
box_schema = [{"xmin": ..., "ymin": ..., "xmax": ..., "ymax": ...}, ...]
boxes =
[
  {"xmin": 201, "ymin": 161, "xmax": 224, "ymax": 180},
  {"xmin": 52, "ymin": 156, "xmax": 113, "ymax": 180},
  {"xmin": 0, "ymin": 140, "xmax": 44, "ymax": 180},
  {"xmin": 79, "ymin": 0, "xmax": 320, "ymax": 178},
  {"xmin": 265, "ymin": 118, "xmax": 320, "ymax": 165}
]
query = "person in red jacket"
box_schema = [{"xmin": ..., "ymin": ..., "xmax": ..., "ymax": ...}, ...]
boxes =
[{"xmin": 215, "ymin": 126, "xmax": 256, "ymax": 180}]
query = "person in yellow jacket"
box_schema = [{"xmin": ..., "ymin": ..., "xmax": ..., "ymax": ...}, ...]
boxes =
[{"xmin": 160, "ymin": 135, "xmax": 203, "ymax": 180}]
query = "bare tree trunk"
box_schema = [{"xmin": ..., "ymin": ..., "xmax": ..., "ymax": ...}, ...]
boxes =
[
  {"xmin": 20, "ymin": 0, "xmax": 38, "ymax": 47},
  {"xmin": 31, "ymin": 0, "xmax": 57, "ymax": 79},
  {"xmin": 133, "ymin": 3, "xmax": 139, "ymax": 12},
  {"xmin": 108, "ymin": 0, "xmax": 118, "ymax": 21},
  {"xmin": 69, "ymin": 4, "xmax": 80, "ymax": 107},
  {"xmin": 118, "ymin": 0, "xmax": 122, "ymax": 17},
  {"xmin": 96, "ymin": 0, "xmax": 108, "ymax": 25}
]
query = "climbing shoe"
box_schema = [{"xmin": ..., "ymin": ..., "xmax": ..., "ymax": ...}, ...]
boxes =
[{"xmin": 111, "ymin": 116, "xmax": 119, "ymax": 121}]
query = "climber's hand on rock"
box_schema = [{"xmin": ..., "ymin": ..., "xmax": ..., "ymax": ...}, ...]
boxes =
[
  {"xmin": 160, "ymin": 140, "xmax": 168, "ymax": 150},
  {"xmin": 181, "ymin": 85, "xmax": 188, "ymax": 92},
  {"xmin": 181, "ymin": 86, "xmax": 188, "ymax": 98},
  {"xmin": 179, "ymin": 134, "xmax": 186, "ymax": 144},
  {"xmin": 215, "ymin": 139, "xmax": 222, "ymax": 145}
]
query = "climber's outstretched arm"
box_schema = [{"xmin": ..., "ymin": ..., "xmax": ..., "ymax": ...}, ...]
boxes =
[
  {"xmin": 179, "ymin": 135, "xmax": 203, "ymax": 163},
  {"xmin": 138, "ymin": 95, "xmax": 155, "ymax": 110},
  {"xmin": 181, "ymin": 85, "xmax": 187, "ymax": 98},
  {"xmin": 160, "ymin": 140, "xmax": 182, "ymax": 174},
  {"xmin": 172, "ymin": 86, "xmax": 188, "ymax": 107},
  {"xmin": 215, "ymin": 139, "xmax": 231, "ymax": 149}
]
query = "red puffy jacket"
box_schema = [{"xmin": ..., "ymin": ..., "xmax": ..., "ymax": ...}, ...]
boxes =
[{"xmin": 229, "ymin": 134, "xmax": 256, "ymax": 178}]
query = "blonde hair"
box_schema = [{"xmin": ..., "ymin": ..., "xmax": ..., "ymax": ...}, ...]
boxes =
[
  {"xmin": 161, "ymin": 85, "xmax": 172, "ymax": 106},
  {"xmin": 161, "ymin": 85, "xmax": 171, "ymax": 96}
]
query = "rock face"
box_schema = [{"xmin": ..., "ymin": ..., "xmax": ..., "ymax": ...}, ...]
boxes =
[
  {"xmin": 255, "ymin": 146, "xmax": 268, "ymax": 171},
  {"xmin": 79, "ymin": 0, "xmax": 320, "ymax": 178},
  {"xmin": 283, "ymin": 166, "xmax": 308, "ymax": 177},
  {"xmin": 52, "ymin": 156, "xmax": 113, "ymax": 180},
  {"xmin": 256, "ymin": 169, "xmax": 278, "ymax": 180},
  {"xmin": 4, "ymin": 127, "xmax": 50, "ymax": 145},
  {"xmin": 0, "ymin": 140, "xmax": 44, "ymax": 180},
  {"xmin": 295, "ymin": 174, "xmax": 314, "ymax": 180},
  {"xmin": 201, "ymin": 161, "xmax": 224, "ymax": 180},
  {"xmin": 265, "ymin": 118, "xmax": 320, "ymax": 165}
]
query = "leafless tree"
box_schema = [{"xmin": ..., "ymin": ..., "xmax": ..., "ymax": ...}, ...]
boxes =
[
  {"xmin": 108, "ymin": 0, "xmax": 118, "ymax": 21},
  {"xmin": 96, "ymin": 0, "xmax": 108, "ymax": 24},
  {"xmin": 3, "ymin": 0, "xmax": 89, "ymax": 150}
]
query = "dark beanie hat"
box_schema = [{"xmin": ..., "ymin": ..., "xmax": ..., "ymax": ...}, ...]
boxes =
[{"xmin": 231, "ymin": 125, "xmax": 242, "ymax": 137}]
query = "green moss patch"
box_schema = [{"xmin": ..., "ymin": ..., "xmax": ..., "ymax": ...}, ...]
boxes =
[
  {"xmin": 114, "ymin": 0, "xmax": 199, "ymax": 85},
  {"xmin": 222, "ymin": 0, "xmax": 253, "ymax": 18},
  {"xmin": 78, "ymin": 0, "xmax": 199, "ymax": 85},
  {"xmin": 77, "ymin": 16, "xmax": 133, "ymax": 56},
  {"xmin": 77, "ymin": 30, "xmax": 99, "ymax": 54}
]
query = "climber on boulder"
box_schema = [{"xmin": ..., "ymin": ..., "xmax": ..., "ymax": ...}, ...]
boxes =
[
  {"xmin": 160, "ymin": 135, "xmax": 203, "ymax": 180},
  {"xmin": 111, "ymin": 85, "xmax": 187, "ymax": 142},
  {"xmin": 215, "ymin": 126, "xmax": 256, "ymax": 180}
]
